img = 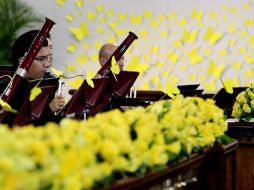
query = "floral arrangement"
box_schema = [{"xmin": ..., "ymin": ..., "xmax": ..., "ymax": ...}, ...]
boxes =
[
  {"xmin": 0, "ymin": 95, "xmax": 229, "ymax": 190},
  {"xmin": 232, "ymin": 86, "xmax": 254, "ymax": 121}
]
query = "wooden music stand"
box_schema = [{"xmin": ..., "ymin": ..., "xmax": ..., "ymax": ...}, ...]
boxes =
[
  {"xmin": 110, "ymin": 71, "xmax": 139, "ymax": 97},
  {"xmin": 212, "ymin": 87, "xmax": 247, "ymax": 117},
  {"xmin": 60, "ymin": 77, "xmax": 111, "ymax": 119},
  {"xmin": 3, "ymin": 78, "xmax": 59, "ymax": 126}
]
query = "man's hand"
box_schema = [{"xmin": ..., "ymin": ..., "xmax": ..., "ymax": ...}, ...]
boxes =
[{"xmin": 49, "ymin": 95, "xmax": 65, "ymax": 113}]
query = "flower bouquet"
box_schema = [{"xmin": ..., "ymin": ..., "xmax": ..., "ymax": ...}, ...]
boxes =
[{"xmin": 232, "ymin": 86, "xmax": 254, "ymax": 121}]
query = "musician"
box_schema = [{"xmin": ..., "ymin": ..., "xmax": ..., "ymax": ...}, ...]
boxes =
[
  {"xmin": 1, "ymin": 30, "xmax": 65, "ymax": 125},
  {"xmin": 99, "ymin": 43, "xmax": 125, "ymax": 71},
  {"xmin": 98, "ymin": 43, "xmax": 135, "ymax": 112}
]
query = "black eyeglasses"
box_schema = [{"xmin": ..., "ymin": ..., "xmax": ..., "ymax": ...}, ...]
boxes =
[{"xmin": 34, "ymin": 54, "xmax": 53, "ymax": 63}]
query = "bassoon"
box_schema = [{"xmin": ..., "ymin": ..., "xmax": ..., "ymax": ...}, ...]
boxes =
[{"xmin": 0, "ymin": 17, "xmax": 55, "ymax": 119}]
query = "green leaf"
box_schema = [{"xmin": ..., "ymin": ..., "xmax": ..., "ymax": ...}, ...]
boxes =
[
  {"xmin": 0, "ymin": 0, "xmax": 42, "ymax": 66},
  {"xmin": 216, "ymin": 134, "xmax": 234, "ymax": 144}
]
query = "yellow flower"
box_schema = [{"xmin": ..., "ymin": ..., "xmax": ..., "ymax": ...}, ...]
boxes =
[
  {"xmin": 0, "ymin": 158, "xmax": 13, "ymax": 171},
  {"xmin": 100, "ymin": 140, "xmax": 119, "ymax": 162},
  {"xmin": 251, "ymin": 99, "xmax": 254, "ymax": 109},
  {"xmin": 243, "ymin": 103, "xmax": 251, "ymax": 113},
  {"xmin": 236, "ymin": 91, "xmax": 248, "ymax": 104},
  {"xmin": 166, "ymin": 141, "xmax": 181, "ymax": 154}
]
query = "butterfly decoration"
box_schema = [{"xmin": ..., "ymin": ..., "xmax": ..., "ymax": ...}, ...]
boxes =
[
  {"xmin": 56, "ymin": 0, "xmax": 66, "ymax": 6},
  {"xmin": 203, "ymin": 26, "xmax": 223, "ymax": 45},
  {"xmin": 208, "ymin": 60, "xmax": 226, "ymax": 79},
  {"xmin": 69, "ymin": 21, "xmax": 90, "ymax": 41},
  {"xmin": 0, "ymin": 99, "xmax": 17, "ymax": 113},
  {"xmin": 110, "ymin": 56, "xmax": 120, "ymax": 81},
  {"xmin": 66, "ymin": 43, "xmax": 77, "ymax": 53},
  {"xmin": 68, "ymin": 77, "xmax": 83, "ymax": 89},
  {"xmin": 117, "ymin": 12, "xmax": 128, "ymax": 21},
  {"xmin": 191, "ymin": 8, "xmax": 204, "ymax": 21},
  {"xmin": 126, "ymin": 54, "xmax": 150, "ymax": 77},
  {"xmin": 87, "ymin": 11, "xmax": 96, "ymax": 21},
  {"xmin": 66, "ymin": 14, "xmax": 74, "ymax": 22},
  {"xmin": 85, "ymin": 72, "xmax": 94, "ymax": 88},
  {"xmin": 51, "ymin": 67, "xmax": 68, "ymax": 79},
  {"xmin": 182, "ymin": 29, "xmax": 198, "ymax": 44},
  {"xmin": 162, "ymin": 82, "xmax": 180, "ymax": 98},
  {"xmin": 220, "ymin": 77, "xmax": 233, "ymax": 94},
  {"xmin": 131, "ymin": 15, "xmax": 142, "ymax": 25},
  {"xmin": 30, "ymin": 80, "xmax": 42, "ymax": 101},
  {"xmin": 75, "ymin": 0, "xmax": 84, "ymax": 9},
  {"xmin": 96, "ymin": 4, "xmax": 104, "ymax": 12}
]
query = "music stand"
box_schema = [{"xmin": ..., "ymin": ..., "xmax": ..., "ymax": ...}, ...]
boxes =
[
  {"xmin": 5, "ymin": 78, "xmax": 59, "ymax": 126},
  {"xmin": 212, "ymin": 87, "xmax": 247, "ymax": 117},
  {"xmin": 60, "ymin": 77, "xmax": 111, "ymax": 119},
  {"xmin": 177, "ymin": 84, "xmax": 200, "ymax": 91},
  {"xmin": 110, "ymin": 71, "xmax": 139, "ymax": 97}
]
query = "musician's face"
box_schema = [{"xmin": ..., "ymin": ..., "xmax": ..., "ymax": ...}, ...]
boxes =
[
  {"xmin": 101, "ymin": 44, "xmax": 125, "ymax": 71},
  {"xmin": 25, "ymin": 46, "xmax": 52, "ymax": 79}
]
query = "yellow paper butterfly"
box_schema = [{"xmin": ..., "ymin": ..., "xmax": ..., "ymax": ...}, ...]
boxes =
[
  {"xmin": 166, "ymin": 11, "xmax": 177, "ymax": 21},
  {"xmin": 162, "ymin": 82, "xmax": 180, "ymax": 98},
  {"xmin": 51, "ymin": 67, "xmax": 67, "ymax": 78},
  {"xmin": 67, "ymin": 43, "xmax": 77, "ymax": 52},
  {"xmin": 243, "ymin": 3, "xmax": 251, "ymax": 10},
  {"xmin": 56, "ymin": 0, "xmax": 66, "ymax": 6},
  {"xmin": 30, "ymin": 80, "xmax": 42, "ymax": 101},
  {"xmin": 173, "ymin": 39, "xmax": 182, "ymax": 48},
  {"xmin": 249, "ymin": 34, "xmax": 254, "ymax": 48},
  {"xmin": 243, "ymin": 69, "xmax": 253, "ymax": 78},
  {"xmin": 131, "ymin": 15, "xmax": 142, "ymax": 25},
  {"xmin": 240, "ymin": 29, "xmax": 248, "ymax": 38},
  {"xmin": 75, "ymin": 54, "xmax": 88, "ymax": 65},
  {"xmin": 144, "ymin": 10, "xmax": 153, "ymax": 19},
  {"xmin": 118, "ymin": 13, "xmax": 127, "ymax": 21},
  {"xmin": 204, "ymin": 81, "xmax": 217, "ymax": 92},
  {"xmin": 208, "ymin": 60, "xmax": 226, "ymax": 79},
  {"xmin": 106, "ymin": 9, "xmax": 114, "ymax": 17},
  {"xmin": 87, "ymin": 11, "xmax": 97, "ymax": 21},
  {"xmin": 108, "ymin": 20, "xmax": 119, "ymax": 29},
  {"xmin": 69, "ymin": 21, "xmax": 89, "ymax": 41},
  {"xmin": 142, "ymin": 81, "xmax": 150, "ymax": 90},
  {"xmin": 220, "ymin": 78, "xmax": 233, "ymax": 94},
  {"xmin": 232, "ymin": 62, "xmax": 242, "ymax": 70},
  {"xmin": 96, "ymin": 4, "xmax": 104, "ymax": 12},
  {"xmin": 85, "ymin": 72, "xmax": 94, "ymax": 88},
  {"xmin": 203, "ymin": 26, "xmax": 223, "ymax": 45},
  {"xmin": 0, "ymin": 99, "xmax": 17, "ymax": 113},
  {"xmin": 67, "ymin": 64, "xmax": 76, "ymax": 72},
  {"xmin": 68, "ymin": 77, "xmax": 83, "ymax": 89},
  {"xmin": 66, "ymin": 14, "xmax": 74, "ymax": 22},
  {"xmin": 182, "ymin": 29, "xmax": 197, "ymax": 44},
  {"xmin": 110, "ymin": 56, "xmax": 120, "ymax": 81},
  {"xmin": 126, "ymin": 54, "xmax": 150, "ymax": 77},
  {"xmin": 168, "ymin": 51, "xmax": 180, "ymax": 64},
  {"xmin": 191, "ymin": 8, "xmax": 204, "ymax": 21},
  {"xmin": 75, "ymin": 0, "xmax": 84, "ymax": 9},
  {"xmin": 209, "ymin": 11, "xmax": 219, "ymax": 19},
  {"xmin": 177, "ymin": 17, "xmax": 187, "ymax": 27}
]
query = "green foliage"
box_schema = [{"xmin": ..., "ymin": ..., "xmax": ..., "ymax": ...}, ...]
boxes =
[
  {"xmin": 0, "ymin": 0, "xmax": 42, "ymax": 65},
  {"xmin": 216, "ymin": 134, "xmax": 234, "ymax": 145}
]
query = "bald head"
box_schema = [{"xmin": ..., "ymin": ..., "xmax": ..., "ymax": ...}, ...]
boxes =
[{"xmin": 98, "ymin": 43, "xmax": 124, "ymax": 71}]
